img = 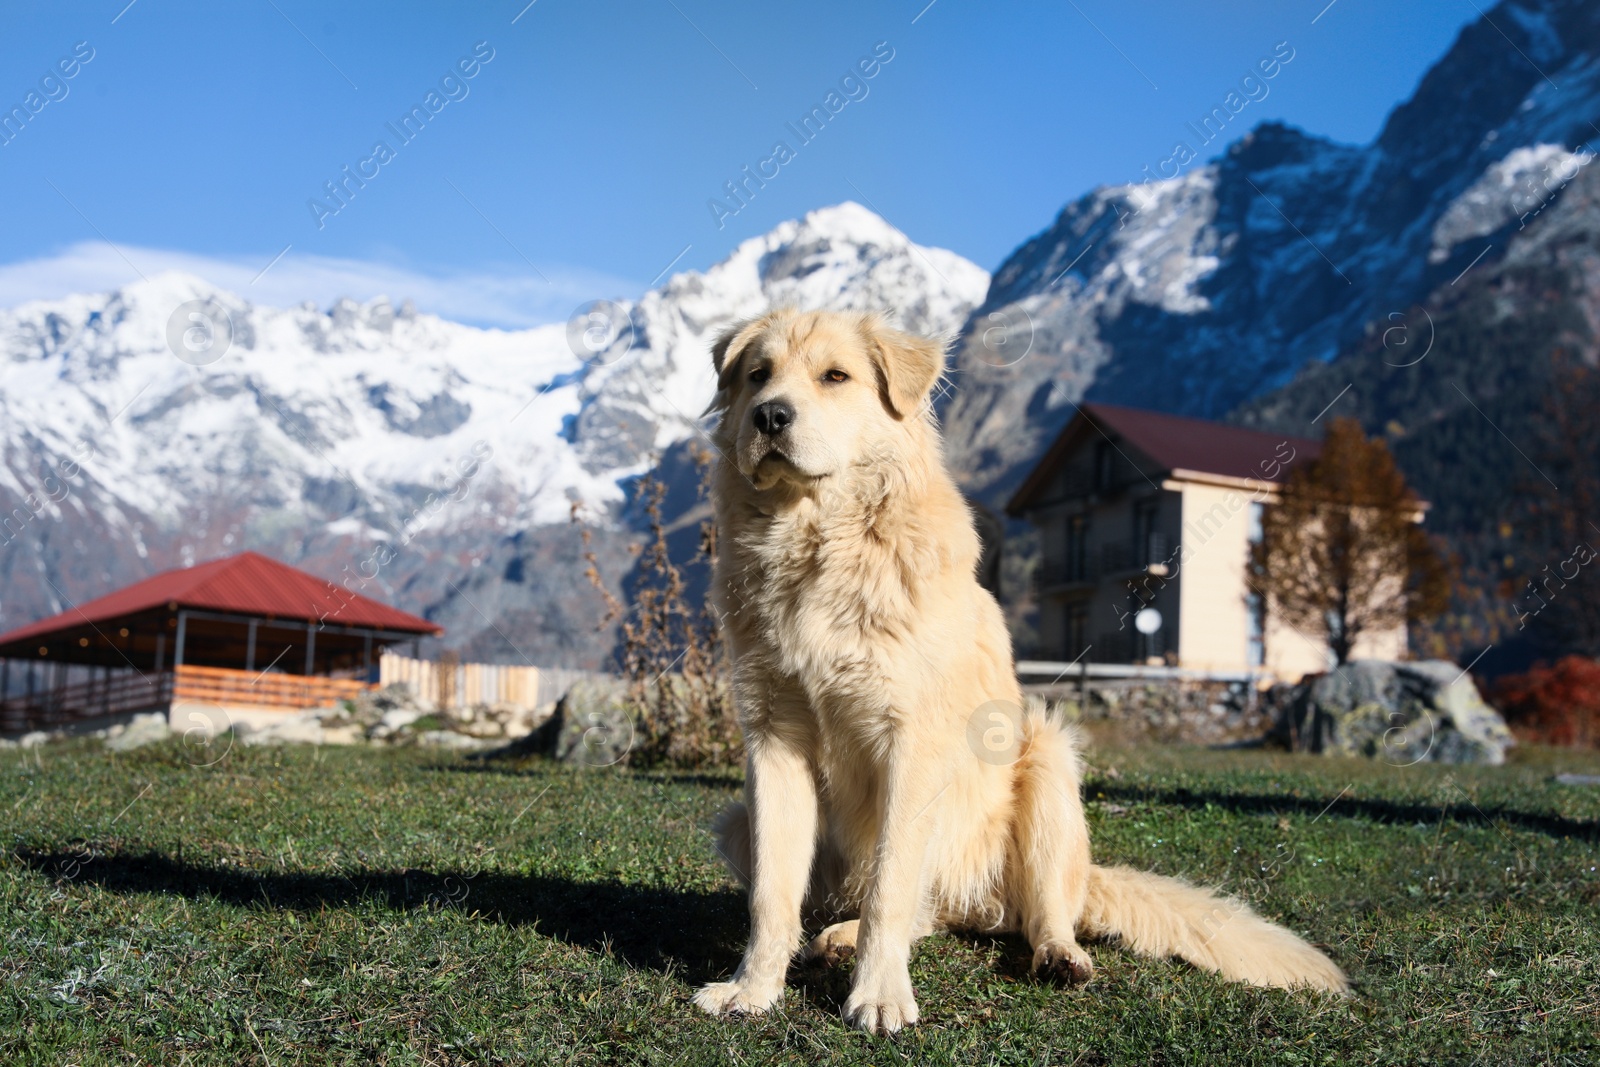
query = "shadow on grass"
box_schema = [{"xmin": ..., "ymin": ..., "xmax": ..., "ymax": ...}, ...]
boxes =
[
  {"xmin": 15, "ymin": 846, "xmax": 748, "ymax": 985},
  {"xmin": 1090, "ymin": 782, "xmax": 1600, "ymax": 841},
  {"xmin": 422, "ymin": 762, "xmax": 745, "ymax": 791},
  {"xmin": 948, "ymin": 929, "xmax": 1038, "ymax": 982}
]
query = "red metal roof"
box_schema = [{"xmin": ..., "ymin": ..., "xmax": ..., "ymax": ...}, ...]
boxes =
[
  {"xmin": 0, "ymin": 551, "xmax": 441, "ymax": 648},
  {"xmin": 1007, "ymin": 403, "xmax": 1323, "ymax": 514}
]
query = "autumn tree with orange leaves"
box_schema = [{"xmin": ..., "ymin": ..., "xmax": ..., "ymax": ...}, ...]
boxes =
[{"xmin": 1251, "ymin": 417, "xmax": 1451, "ymax": 665}]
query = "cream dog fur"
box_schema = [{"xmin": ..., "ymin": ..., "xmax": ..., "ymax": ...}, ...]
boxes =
[{"xmin": 692, "ymin": 310, "xmax": 1347, "ymax": 1035}]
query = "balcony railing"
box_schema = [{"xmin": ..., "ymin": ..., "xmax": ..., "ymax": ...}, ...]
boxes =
[
  {"xmin": 1035, "ymin": 559, "xmax": 1088, "ymax": 589},
  {"xmin": 1036, "ymin": 535, "xmax": 1172, "ymax": 591},
  {"xmin": 0, "ymin": 669, "xmax": 173, "ymax": 734}
]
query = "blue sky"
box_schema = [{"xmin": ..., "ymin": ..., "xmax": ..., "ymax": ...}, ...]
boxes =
[{"xmin": 0, "ymin": 0, "xmax": 1481, "ymax": 326}]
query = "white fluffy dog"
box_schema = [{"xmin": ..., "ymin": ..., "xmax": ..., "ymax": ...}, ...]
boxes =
[{"xmin": 692, "ymin": 310, "xmax": 1346, "ymax": 1035}]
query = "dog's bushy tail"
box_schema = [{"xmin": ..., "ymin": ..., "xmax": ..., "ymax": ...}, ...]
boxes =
[{"xmin": 1082, "ymin": 864, "xmax": 1348, "ymax": 992}]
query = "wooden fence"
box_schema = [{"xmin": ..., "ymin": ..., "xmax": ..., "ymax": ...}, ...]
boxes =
[
  {"xmin": 171, "ymin": 664, "xmax": 373, "ymax": 710},
  {"xmin": 2, "ymin": 653, "xmax": 586, "ymax": 735},
  {"xmin": 378, "ymin": 652, "xmax": 544, "ymax": 710}
]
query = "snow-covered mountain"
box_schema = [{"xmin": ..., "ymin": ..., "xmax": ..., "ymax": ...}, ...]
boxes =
[
  {"xmin": 9, "ymin": 0, "xmax": 1598, "ymax": 668},
  {"xmin": 940, "ymin": 0, "xmax": 1600, "ymax": 502},
  {"xmin": 0, "ymin": 203, "xmax": 987, "ymax": 666},
  {"xmin": 1232, "ymin": 122, "xmax": 1600, "ymax": 667}
]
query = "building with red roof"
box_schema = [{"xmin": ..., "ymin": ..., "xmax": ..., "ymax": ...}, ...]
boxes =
[
  {"xmin": 1007, "ymin": 403, "xmax": 1410, "ymax": 679},
  {"xmin": 0, "ymin": 551, "xmax": 441, "ymax": 734}
]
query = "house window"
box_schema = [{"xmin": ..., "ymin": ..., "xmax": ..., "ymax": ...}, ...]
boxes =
[
  {"xmin": 1066, "ymin": 603, "xmax": 1089, "ymax": 660},
  {"xmin": 1246, "ymin": 590, "xmax": 1265, "ymax": 668},
  {"xmin": 1135, "ymin": 610, "xmax": 1164, "ymax": 663},
  {"xmin": 1246, "ymin": 502, "xmax": 1266, "ymax": 667},
  {"xmin": 1133, "ymin": 498, "xmax": 1162, "ymax": 566},
  {"xmin": 1065, "ymin": 514, "xmax": 1088, "ymax": 581},
  {"xmin": 1094, "ymin": 440, "xmax": 1116, "ymax": 492},
  {"xmin": 1040, "ymin": 515, "xmax": 1063, "ymax": 576}
]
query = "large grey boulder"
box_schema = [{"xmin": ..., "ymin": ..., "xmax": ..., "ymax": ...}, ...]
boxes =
[
  {"xmin": 549, "ymin": 677, "xmax": 635, "ymax": 766},
  {"xmin": 472, "ymin": 676, "xmax": 633, "ymax": 766},
  {"xmin": 1270, "ymin": 660, "xmax": 1514, "ymax": 765}
]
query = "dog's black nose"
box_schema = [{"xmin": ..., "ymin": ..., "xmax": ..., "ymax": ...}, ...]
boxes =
[{"xmin": 752, "ymin": 400, "xmax": 795, "ymax": 435}]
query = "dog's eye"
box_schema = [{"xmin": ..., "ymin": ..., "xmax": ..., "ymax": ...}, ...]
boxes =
[
  {"xmin": 748, "ymin": 368, "xmax": 770, "ymax": 384},
  {"xmin": 823, "ymin": 369, "xmax": 848, "ymax": 383}
]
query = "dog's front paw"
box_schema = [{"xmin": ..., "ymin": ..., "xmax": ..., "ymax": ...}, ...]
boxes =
[
  {"xmin": 693, "ymin": 979, "xmax": 782, "ymax": 1018},
  {"xmin": 1032, "ymin": 939, "xmax": 1094, "ymax": 986},
  {"xmin": 842, "ymin": 972, "xmax": 919, "ymax": 1035}
]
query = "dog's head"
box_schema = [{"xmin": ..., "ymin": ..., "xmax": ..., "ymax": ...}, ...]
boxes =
[{"xmin": 708, "ymin": 310, "xmax": 946, "ymax": 491}]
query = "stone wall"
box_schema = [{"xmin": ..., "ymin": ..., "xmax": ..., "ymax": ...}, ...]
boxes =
[{"xmin": 1031, "ymin": 678, "xmax": 1272, "ymax": 746}]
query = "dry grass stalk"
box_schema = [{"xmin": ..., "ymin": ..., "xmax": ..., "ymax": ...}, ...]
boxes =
[{"xmin": 578, "ymin": 446, "xmax": 741, "ymax": 767}]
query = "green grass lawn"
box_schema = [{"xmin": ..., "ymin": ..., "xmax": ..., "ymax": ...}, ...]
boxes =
[{"xmin": 4, "ymin": 735, "xmax": 1599, "ymax": 1065}]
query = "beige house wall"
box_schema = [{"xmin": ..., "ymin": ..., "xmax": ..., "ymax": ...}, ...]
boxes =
[
  {"xmin": 1174, "ymin": 482, "xmax": 1260, "ymax": 674},
  {"xmin": 1262, "ymin": 609, "xmax": 1334, "ymax": 681},
  {"xmin": 1172, "ymin": 478, "xmax": 1407, "ymax": 681},
  {"xmin": 1351, "ymin": 626, "xmax": 1408, "ymax": 662},
  {"xmin": 1259, "ymin": 582, "xmax": 1406, "ymax": 679}
]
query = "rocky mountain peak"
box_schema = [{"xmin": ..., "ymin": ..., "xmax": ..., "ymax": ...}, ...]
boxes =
[
  {"xmin": 0, "ymin": 204, "xmax": 986, "ymax": 666},
  {"xmin": 938, "ymin": 0, "xmax": 1600, "ymax": 505}
]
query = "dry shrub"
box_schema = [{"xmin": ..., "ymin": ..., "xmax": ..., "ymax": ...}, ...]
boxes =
[
  {"xmin": 1490, "ymin": 655, "xmax": 1600, "ymax": 747},
  {"xmin": 578, "ymin": 448, "xmax": 742, "ymax": 768}
]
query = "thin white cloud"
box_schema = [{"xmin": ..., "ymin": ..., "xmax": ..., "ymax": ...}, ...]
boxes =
[{"xmin": 0, "ymin": 241, "xmax": 644, "ymax": 328}]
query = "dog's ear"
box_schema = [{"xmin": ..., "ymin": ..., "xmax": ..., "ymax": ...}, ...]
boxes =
[
  {"xmin": 864, "ymin": 318, "xmax": 946, "ymax": 419},
  {"xmin": 710, "ymin": 318, "xmax": 765, "ymax": 400},
  {"xmin": 710, "ymin": 322, "xmax": 744, "ymax": 383}
]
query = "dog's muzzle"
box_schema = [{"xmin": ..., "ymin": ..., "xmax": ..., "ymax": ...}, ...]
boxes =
[{"xmin": 751, "ymin": 399, "xmax": 795, "ymax": 436}]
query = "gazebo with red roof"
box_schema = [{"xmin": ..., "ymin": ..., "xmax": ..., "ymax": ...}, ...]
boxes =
[{"xmin": 0, "ymin": 551, "xmax": 441, "ymax": 734}]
